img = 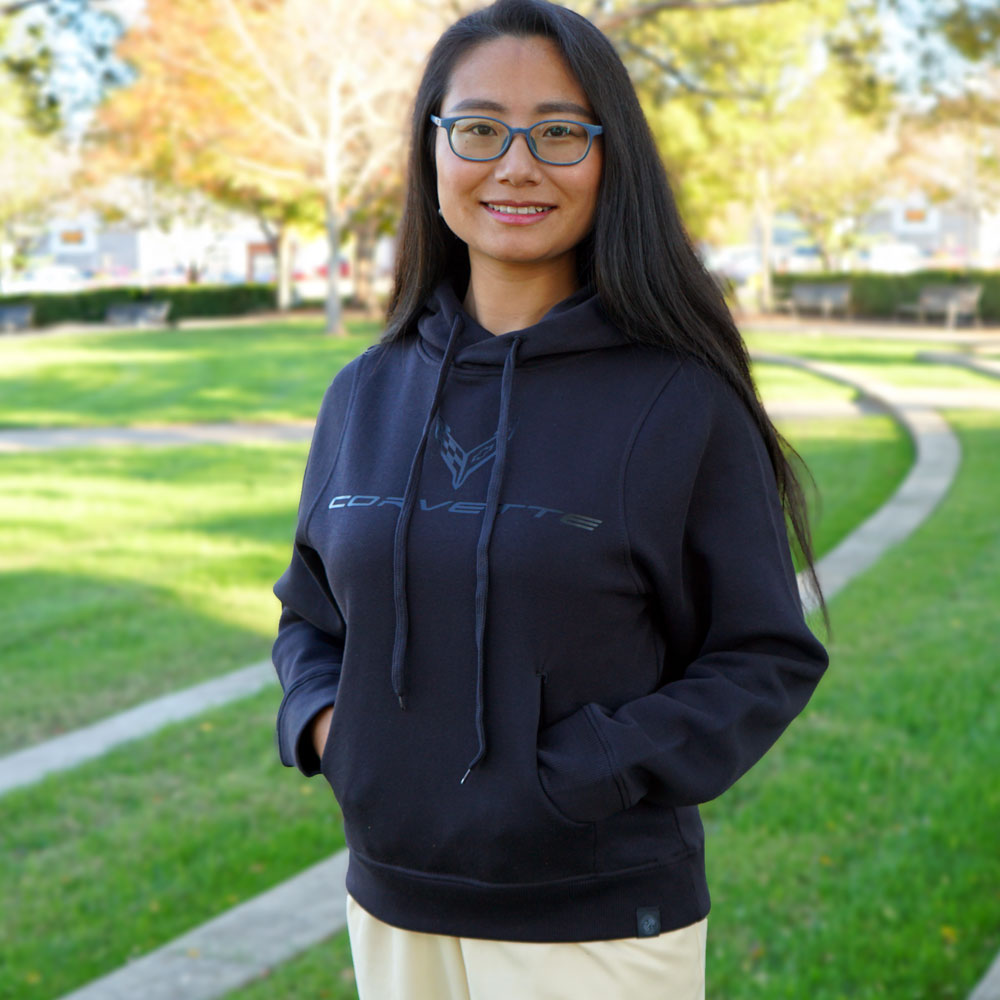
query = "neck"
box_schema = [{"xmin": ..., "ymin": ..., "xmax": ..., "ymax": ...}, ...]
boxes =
[{"xmin": 463, "ymin": 255, "xmax": 578, "ymax": 335}]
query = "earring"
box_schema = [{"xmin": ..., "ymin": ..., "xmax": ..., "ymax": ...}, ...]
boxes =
[{"xmin": 438, "ymin": 207, "xmax": 444, "ymax": 217}]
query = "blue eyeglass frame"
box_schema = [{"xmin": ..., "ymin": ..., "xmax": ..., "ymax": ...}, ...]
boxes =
[{"xmin": 430, "ymin": 114, "xmax": 603, "ymax": 166}]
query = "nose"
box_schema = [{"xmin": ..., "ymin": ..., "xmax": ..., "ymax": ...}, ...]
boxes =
[{"xmin": 493, "ymin": 132, "xmax": 542, "ymax": 184}]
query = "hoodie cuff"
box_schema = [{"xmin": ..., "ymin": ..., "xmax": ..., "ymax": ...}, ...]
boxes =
[
  {"xmin": 536, "ymin": 704, "xmax": 630, "ymax": 823},
  {"xmin": 276, "ymin": 671, "xmax": 339, "ymax": 776}
]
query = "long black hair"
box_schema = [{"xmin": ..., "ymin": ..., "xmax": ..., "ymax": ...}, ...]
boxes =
[{"xmin": 384, "ymin": 0, "xmax": 827, "ymax": 623}]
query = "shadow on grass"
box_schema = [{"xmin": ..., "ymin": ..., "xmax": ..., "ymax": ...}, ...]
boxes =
[{"xmin": 0, "ymin": 568, "xmax": 274, "ymax": 755}]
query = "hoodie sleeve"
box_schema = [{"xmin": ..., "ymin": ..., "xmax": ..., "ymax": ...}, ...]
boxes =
[
  {"xmin": 272, "ymin": 357, "xmax": 361, "ymax": 777},
  {"xmin": 537, "ymin": 360, "xmax": 828, "ymax": 822}
]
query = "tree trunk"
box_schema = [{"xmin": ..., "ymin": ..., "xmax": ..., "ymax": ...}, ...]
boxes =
[
  {"xmin": 755, "ymin": 165, "xmax": 774, "ymax": 313},
  {"xmin": 276, "ymin": 224, "xmax": 294, "ymax": 312},
  {"xmin": 353, "ymin": 217, "xmax": 378, "ymax": 317},
  {"xmin": 324, "ymin": 196, "xmax": 345, "ymax": 336}
]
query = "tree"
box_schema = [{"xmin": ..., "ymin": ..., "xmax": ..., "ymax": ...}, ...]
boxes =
[
  {"xmin": 1, "ymin": 0, "xmax": 128, "ymax": 132},
  {"xmin": 95, "ymin": 0, "xmax": 430, "ymax": 334},
  {"xmin": 633, "ymin": 0, "xmax": 893, "ymax": 305},
  {"xmin": 0, "ymin": 67, "xmax": 72, "ymax": 289}
]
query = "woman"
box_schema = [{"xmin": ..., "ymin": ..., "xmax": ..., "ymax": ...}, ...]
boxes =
[{"xmin": 272, "ymin": 1, "xmax": 828, "ymax": 996}]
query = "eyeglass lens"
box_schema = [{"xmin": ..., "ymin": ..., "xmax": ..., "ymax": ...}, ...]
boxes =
[{"xmin": 449, "ymin": 118, "xmax": 591, "ymax": 163}]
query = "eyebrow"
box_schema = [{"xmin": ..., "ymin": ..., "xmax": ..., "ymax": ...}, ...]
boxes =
[{"xmin": 447, "ymin": 98, "xmax": 594, "ymax": 117}]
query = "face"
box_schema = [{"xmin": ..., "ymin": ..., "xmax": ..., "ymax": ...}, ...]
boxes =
[{"xmin": 434, "ymin": 35, "xmax": 603, "ymax": 281}]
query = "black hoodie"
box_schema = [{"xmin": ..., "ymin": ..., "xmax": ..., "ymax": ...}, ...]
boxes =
[{"xmin": 272, "ymin": 283, "xmax": 828, "ymax": 942}]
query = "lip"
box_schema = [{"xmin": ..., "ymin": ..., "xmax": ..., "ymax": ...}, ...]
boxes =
[{"xmin": 482, "ymin": 201, "xmax": 556, "ymax": 224}]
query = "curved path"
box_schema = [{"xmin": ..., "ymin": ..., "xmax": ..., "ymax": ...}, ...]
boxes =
[
  {"xmin": 38, "ymin": 352, "xmax": 969, "ymax": 1000},
  {"xmin": 754, "ymin": 353, "xmax": 962, "ymax": 612}
]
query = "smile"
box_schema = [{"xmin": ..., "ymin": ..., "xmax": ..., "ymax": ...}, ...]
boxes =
[{"xmin": 483, "ymin": 202, "xmax": 555, "ymax": 222}]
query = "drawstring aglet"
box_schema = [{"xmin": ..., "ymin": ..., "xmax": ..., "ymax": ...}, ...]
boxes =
[
  {"xmin": 397, "ymin": 694, "xmax": 407, "ymax": 710},
  {"xmin": 460, "ymin": 767, "xmax": 472, "ymax": 785}
]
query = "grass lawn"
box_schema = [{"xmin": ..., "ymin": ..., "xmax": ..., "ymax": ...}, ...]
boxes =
[
  {"xmin": 753, "ymin": 363, "xmax": 858, "ymax": 403},
  {"xmin": 0, "ymin": 685, "xmax": 346, "ymax": 1000},
  {"xmin": 743, "ymin": 331, "xmax": 1000, "ymax": 392},
  {"xmin": 775, "ymin": 415, "xmax": 912, "ymax": 571},
  {"xmin": 0, "ymin": 443, "xmax": 308, "ymax": 754},
  {"xmin": 701, "ymin": 409, "xmax": 1000, "ymax": 999},
  {"xmin": 0, "ymin": 320, "xmax": 376, "ymax": 428},
  {"xmin": 0, "ymin": 410, "xmax": 909, "ymax": 752},
  {"xmin": 0, "ymin": 407, "xmax": 914, "ymax": 1000},
  {"xmin": 0, "ymin": 320, "xmax": 956, "ymax": 1000},
  {"xmin": 222, "ymin": 409, "xmax": 1000, "ymax": 1000}
]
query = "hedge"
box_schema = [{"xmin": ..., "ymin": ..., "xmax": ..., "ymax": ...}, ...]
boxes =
[
  {"xmin": 0, "ymin": 284, "xmax": 280, "ymax": 327},
  {"xmin": 772, "ymin": 270, "xmax": 1000, "ymax": 323}
]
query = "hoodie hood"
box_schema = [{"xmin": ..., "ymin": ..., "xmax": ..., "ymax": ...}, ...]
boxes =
[{"xmin": 416, "ymin": 281, "xmax": 629, "ymax": 368}]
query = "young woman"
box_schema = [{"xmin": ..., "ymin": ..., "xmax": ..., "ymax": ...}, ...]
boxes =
[{"xmin": 272, "ymin": 1, "xmax": 829, "ymax": 996}]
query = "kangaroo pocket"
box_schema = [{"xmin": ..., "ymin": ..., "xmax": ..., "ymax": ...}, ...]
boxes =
[{"xmin": 321, "ymin": 665, "xmax": 596, "ymax": 884}]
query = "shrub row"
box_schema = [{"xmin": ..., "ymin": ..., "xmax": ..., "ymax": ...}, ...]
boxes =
[
  {"xmin": 0, "ymin": 284, "xmax": 281, "ymax": 327},
  {"xmin": 772, "ymin": 270, "xmax": 1000, "ymax": 323}
]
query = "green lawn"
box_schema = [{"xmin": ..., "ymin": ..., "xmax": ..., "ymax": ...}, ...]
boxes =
[
  {"xmin": 753, "ymin": 363, "xmax": 858, "ymax": 403},
  {"xmin": 223, "ymin": 409, "xmax": 1000, "ymax": 1000},
  {"xmin": 3, "ymin": 320, "xmax": 973, "ymax": 1000},
  {"xmin": 0, "ymin": 685, "xmax": 346, "ymax": 1000},
  {"xmin": 0, "ymin": 443, "xmax": 308, "ymax": 753},
  {"xmin": 701, "ymin": 409, "xmax": 1000, "ymax": 999},
  {"xmin": 0, "ymin": 410, "xmax": 909, "ymax": 752},
  {"xmin": 0, "ymin": 409, "xmax": 913, "ymax": 1000},
  {"xmin": 0, "ymin": 320, "xmax": 376, "ymax": 428},
  {"xmin": 744, "ymin": 331, "xmax": 1000, "ymax": 392},
  {"xmin": 775, "ymin": 415, "xmax": 912, "ymax": 571}
]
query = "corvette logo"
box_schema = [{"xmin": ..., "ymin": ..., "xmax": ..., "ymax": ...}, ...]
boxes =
[{"xmin": 434, "ymin": 417, "xmax": 514, "ymax": 490}]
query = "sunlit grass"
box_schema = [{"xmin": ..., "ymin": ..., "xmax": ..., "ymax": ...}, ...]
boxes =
[
  {"xmin": 0, "ymin": 443, "xmax": 307, "ymax": 753},
  {"xmin": 753, "ymin": 362, "xmax": 858, "ymax": 403},
  {"xmin": 0, "ymin": 319, "xmax": 377, "ymax": 428},
  {"xmin": 744, "ymin": 331, "xmax": 1000, "ymax": 391}
]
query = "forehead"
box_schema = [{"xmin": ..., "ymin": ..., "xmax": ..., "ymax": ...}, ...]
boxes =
[{"xmin": 442, "ymin": 35, "xmax": 592, "ymax": 117}]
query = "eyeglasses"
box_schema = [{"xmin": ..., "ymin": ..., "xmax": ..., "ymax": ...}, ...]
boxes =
[{"xmin": 430, "ymin": 114, "xmax": 603, "ymax": 166}]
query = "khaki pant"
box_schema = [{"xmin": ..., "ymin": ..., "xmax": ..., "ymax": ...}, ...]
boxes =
[{"xmin": 346, "ymin": 893, "xmax": 707, "ymax": 1000}]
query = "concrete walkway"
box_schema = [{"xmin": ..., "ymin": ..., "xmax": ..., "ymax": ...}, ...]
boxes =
[
  {"xmin": 0, "ymin": 662, "xmax": 274, "ymax": 797},
  {"xmin": 38, "ymin": 353, "xmax": 968, "ymax": 1000},
  {"xmin": 57, "ymin": 852, "xmax": 350, "ymax": 1000},
  {"xmin": 971, "ymin": 953, "xmax": 1000, "ymax": 1000},
  {"xmin": 753, "ymin": 354, "xmax": 961, "ymax": 613},
  {"xmin": 0, "ymin": 422, "xmax": 313, "ymax": 453}
]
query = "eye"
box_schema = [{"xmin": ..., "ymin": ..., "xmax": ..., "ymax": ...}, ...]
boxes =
[
  {"xmin": 543, "ymin": 124, "xmax": 574, "ymax": 138},
  {"xmin": 456, "ymin": 119, "xmax": 499, "ymax": 137}
]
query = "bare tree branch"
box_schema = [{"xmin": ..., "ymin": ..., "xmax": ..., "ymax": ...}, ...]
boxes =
[
  {"xmin": 214, "ymin": 0, "xmax": 322, "ymax": 145},
  {"xmin": 595, "ymin": 0, "xmax": 790, "ymax": 33}
]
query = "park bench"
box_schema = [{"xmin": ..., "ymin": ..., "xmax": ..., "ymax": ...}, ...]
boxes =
[
  {"xmin": 104, "ymin": 300, "xmax": 172, "ymax": 326},
  {"xmin": 776, "ymin": 282, "xmax": 853, "ymax": 319},
  {"xmin": 0, "ymin": 303, "xmax": 34, "ymax": 332},
  {"xmin": 895, "ymin": 283, "xmax": 982, "ymax": 328}
]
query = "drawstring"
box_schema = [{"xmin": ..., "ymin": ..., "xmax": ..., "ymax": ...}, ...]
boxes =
[
  {"xmin": 390, "ymin": 316, "xmax": 464, "ymax": 710},
  {"xmin": 462, "ymin": 336, "xmax": 521, "ymax": 784}
]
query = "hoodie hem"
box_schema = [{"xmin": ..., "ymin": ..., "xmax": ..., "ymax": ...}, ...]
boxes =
[{"xmin": 343, "ymin": 847, "xmax": 711, "ymax": 943}]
